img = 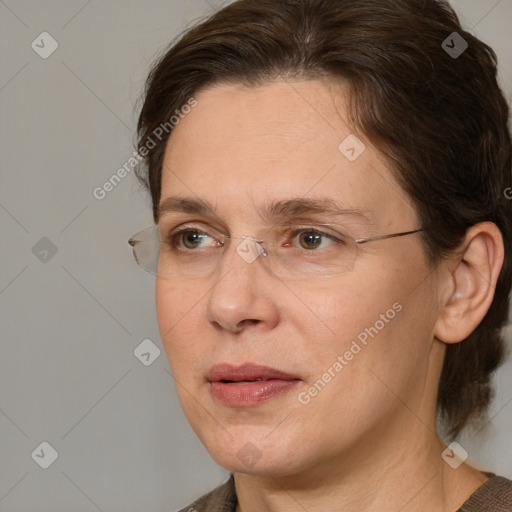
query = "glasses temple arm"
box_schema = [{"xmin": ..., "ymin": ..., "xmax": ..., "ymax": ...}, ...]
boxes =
[{"xmin": 355, "ymin": 228, "xmax": 427, "ymax": 245}]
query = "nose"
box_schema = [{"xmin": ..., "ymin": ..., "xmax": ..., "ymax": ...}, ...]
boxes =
[{"xmin": 205, "ymin": 236, "xmax": 279, "ymax": 333}]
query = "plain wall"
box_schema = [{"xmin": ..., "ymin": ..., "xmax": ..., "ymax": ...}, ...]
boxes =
[{"xmin": 0, "ymin": 1, "xmax": 511, "ymax": 510}]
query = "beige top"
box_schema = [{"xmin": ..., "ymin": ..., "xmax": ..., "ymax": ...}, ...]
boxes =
[{"xmin": 178, "ymin": 473, "xmax": 512, "ymax": 512}]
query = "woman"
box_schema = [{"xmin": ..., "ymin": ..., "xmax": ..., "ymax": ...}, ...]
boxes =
[{"xmin": 128, "ymin": 0, "xmax": 512, "ymax": 510}]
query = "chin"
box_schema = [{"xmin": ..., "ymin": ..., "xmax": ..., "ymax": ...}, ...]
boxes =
[{"xmin": 199, "ymin": 427, "xmax": 306, "ymax": 476}]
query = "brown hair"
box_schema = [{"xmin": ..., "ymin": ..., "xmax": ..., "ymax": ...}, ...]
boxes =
[{"xmin": 135, "ymin": 0, "xmax": 512, "ymax": 439}]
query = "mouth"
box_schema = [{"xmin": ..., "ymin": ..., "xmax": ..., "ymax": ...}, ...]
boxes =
[
  {"xmin": 207, "ymin": 363, "xmax": 301, "ymax": 383},
  {"xmin": 207, "ymin": 363, "xmax": 302, "ymax": 407}
]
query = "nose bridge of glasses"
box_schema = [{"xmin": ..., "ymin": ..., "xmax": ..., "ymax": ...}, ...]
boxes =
[
  {"xmin": 225, "ymin": 234, "xmax": 267, "ymax": 266},
  {"xmin": 227, "ymin": 234, "xmax": 264, "ymax": 242}
]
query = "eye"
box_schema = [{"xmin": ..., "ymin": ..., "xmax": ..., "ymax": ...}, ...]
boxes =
[
  {"xmin": 287, "ymin": 228, "xmax": 342, "ymax": 251},
  {"xmin": 179, "ymin": 229, "xmax": 209, "ymax": 249},
  {"xmin": 165, "ymin": 227, "xmax": 223, "ymax": 250}
]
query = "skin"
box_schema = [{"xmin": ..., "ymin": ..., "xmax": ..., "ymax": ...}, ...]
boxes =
[{"xmin": 155, "ymin": 79, "xmax": 504, "ymax": 511}]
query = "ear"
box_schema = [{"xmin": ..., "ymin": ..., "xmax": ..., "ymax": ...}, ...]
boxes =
[{"xmin": 434, "ymin": 222, "xmax": 504, "ymax": 344}]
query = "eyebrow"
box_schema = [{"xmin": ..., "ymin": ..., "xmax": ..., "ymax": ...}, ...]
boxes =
[{"xmin": 158, "ymin": 196, "xmax": 371, "ymax": 223}]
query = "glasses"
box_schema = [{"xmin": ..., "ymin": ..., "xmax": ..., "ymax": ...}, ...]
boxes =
[{"xmin": 128, "ymin": 223, "xmax": 427, "ymax": 280}]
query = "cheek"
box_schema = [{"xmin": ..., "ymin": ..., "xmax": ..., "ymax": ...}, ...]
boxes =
[
  {"xmin": 289, "ymin": 293, "xmax": 418, "ymax": 430},
  {"xmin": 155, "ymin": 278, "xmax": 206, "ymax": 370},
  {"xmin": 284, "ymin": 259, "xmax": 431, "ymax": 380},
  {"xmin": 282, "ymin": 276, "xmax": 401, "ymax": 345}
]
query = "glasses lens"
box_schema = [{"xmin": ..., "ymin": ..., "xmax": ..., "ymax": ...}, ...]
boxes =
[
  {"xmin": 263, "ymin": 224, "xmax": 357, "ymax": 279},
  {"xmin": 131, "ymin": 226, "xmax": 161, "ymax": 275}
]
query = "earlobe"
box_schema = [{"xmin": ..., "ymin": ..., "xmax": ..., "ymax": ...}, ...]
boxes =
[{"xmin": 434, "ymin": 222, "xmax": 504, "ymax": 344}]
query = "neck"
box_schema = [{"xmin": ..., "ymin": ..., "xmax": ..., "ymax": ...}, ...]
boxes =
[{"xmin": 234, "ymin": 415, "xmax": 487, "ymax": 512}]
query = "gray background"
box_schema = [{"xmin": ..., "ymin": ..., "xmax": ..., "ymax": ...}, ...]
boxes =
[{"xmin": 0, "ymin": 1, "xmax": 511, "ymax": 511}]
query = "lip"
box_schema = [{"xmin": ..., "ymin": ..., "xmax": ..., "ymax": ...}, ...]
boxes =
[
  {"xmin": 207, "ymin": 363, "xmax": 300, "ymax": 383},
  {"xmin": 207, "ymin": 363, "xmax": 301, "ymax": 407}
]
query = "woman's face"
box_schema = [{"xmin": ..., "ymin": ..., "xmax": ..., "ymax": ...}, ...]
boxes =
[{"xmin": 155, "ymin": 79, "xmax": 443, "ymax": 478}]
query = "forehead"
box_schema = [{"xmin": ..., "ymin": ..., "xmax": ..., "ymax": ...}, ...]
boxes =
[{"xmin": 160, "ymin": 80, "xmax": 417, "ymax": 229}]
